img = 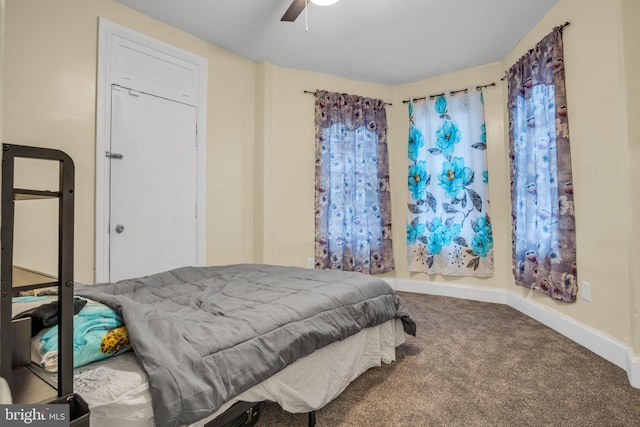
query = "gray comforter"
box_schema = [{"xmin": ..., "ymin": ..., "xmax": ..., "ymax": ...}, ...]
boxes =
[{"xmin": 75, "ymin": 264, "xmax": 416, "ymax": 427}]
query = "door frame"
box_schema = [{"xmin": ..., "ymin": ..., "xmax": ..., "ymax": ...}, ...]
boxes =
[{"xmin": 95, "ymin": 18, "xmax": 207, "ymax": 283}]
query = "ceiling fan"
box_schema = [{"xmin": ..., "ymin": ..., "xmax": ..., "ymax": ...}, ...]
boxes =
[{"xmin": 281, "ymin": 0, "xmax": 339, "ymax": 22}]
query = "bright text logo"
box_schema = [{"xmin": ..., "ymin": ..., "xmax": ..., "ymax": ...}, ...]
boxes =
[{"xmin": 0, "ymin": 405, "xmax": 69, "ymax": 426}]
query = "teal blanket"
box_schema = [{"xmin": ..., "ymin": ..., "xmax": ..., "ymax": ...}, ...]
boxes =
[{"xmin": 13, "ymin": 296, "xmax": 131, "ymax": 371}]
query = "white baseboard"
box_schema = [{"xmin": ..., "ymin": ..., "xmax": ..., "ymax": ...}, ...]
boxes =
[{"xmin": 386, "ymin": 278, "xmax": 640, "ymax": 388}]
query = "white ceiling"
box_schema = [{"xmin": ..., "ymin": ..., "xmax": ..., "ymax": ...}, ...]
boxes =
[{"xmin": 114, "ymin": 0, "xmax": 558, "ymax": 86}]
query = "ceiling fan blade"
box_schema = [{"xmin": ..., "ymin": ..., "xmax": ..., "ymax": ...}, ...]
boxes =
[{"xmin": 281, "ymin": 0, "xmax": 307, "ymax": 22}]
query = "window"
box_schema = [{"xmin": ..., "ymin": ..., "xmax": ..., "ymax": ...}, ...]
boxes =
[
  {"xmin": 314, "ymin": 90, "xmax": 394, "ymax": 274},
  {"xmin": 507, "ymin": 27, "xmax": 577, "ymax": 302},
  {"xmin": 406, "ymin": 89, "xmax": 494, "ymax": 277}
]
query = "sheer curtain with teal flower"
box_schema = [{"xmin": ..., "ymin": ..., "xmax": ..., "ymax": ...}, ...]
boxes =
[
  {"xmin": 508, "ymin": 27, "xmax": 577, "ymax": 302},
  {"xmin": 314, "ymin": 90, "xmax": 394, "ymax": 274},
  {"xmin": 407, "ymin": 89, "xmax": 494, "ymax": 276}
]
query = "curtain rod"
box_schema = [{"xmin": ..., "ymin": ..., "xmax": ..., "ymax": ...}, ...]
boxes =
[
  {"xmin": 500, "ymin": 21, "xmax": 570, "ymax": 81},
  {"xmin": 304, "ymin": 90, "xmax": 392, "ymax": 106},
  {"xmin": 401, "ymin": 82, "xmax": 496, "ymax": 104}
]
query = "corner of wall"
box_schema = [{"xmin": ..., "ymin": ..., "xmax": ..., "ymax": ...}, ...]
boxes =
[
  {"xmin": 620, "ymin": 0, "xmax": 640, "ymax": 369},
  {"xmin": 253, "ymin": 62, "xmax": 278, "ymax": 263}
]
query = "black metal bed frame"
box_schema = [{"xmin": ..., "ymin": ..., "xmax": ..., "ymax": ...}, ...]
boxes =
[
  {"xmin": 0, "ymin": 143, "xmax": 75, "ymax": 400},
  {"xmin": 204, "ymin": 401, "xmax": 316, "ymax": 427}
]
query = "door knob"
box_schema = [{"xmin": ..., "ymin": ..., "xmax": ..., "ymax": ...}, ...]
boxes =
[{"xmin": 115, "ymin": 224, "xmax": 125, "ymax": 234}]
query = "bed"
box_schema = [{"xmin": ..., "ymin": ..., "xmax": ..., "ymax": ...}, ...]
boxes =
[{"xmin": 14, "ymin": 263, "xmax": 416, "ymax": 427}]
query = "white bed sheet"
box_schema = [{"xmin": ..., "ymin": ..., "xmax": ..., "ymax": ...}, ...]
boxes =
[{"xmin": 74, "ymin": 318, "xmax": 405, "ymax": 427}]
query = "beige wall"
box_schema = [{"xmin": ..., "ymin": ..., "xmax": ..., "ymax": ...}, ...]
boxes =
[
  {"xmin": 2, "ymin": 0, "xmax": 638, "ymax": 358},
  {"xmin": 255, "ymin": 64, "xmax": 392, "ymax": 267},
  {"xmin": 0, "ymin": 0, "xmax": 4, "ymax": 161},
  {"xmin": 1, "ymin": 0, "xmax": 257, "ymax": 282},
  {"xmin": 257, "ymin": 62, "xmax": 508, "ymax": 286}
]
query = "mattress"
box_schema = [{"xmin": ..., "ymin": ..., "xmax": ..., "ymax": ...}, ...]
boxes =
[
  {"xmin": 74, "ymin": 318, "xmax": 405, "ymax": 427},
  {"xmin": 74, "ymin": 264, "xmax": 415, "ymax": 426}
]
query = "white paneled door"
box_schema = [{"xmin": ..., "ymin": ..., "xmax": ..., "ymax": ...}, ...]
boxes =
[{"xmin": 109, "ymin": 85, "xmax": 198, "ymax": 282}]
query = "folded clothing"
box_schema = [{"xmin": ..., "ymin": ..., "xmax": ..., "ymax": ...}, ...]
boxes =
[{"xmin": 12, "ymin": 296, "xmax": 131, "ymax": 371}]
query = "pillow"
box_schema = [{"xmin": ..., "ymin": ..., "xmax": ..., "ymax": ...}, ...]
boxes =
[{"xmin": 13, "ymin": 296, "xmax": 131, "ymax": 371}]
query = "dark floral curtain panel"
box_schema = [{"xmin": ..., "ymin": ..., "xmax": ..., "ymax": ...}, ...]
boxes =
[
  {"xmin": 406, "ymin": 90, "xmax": 494, "ymax": 276},
  {"xmin": 314, "ymin": 90, "xmax": 394, "ymax": 274},
  {"xmin": 507, "ymin": 27, "xmax": 577, "ymax": 302}
]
